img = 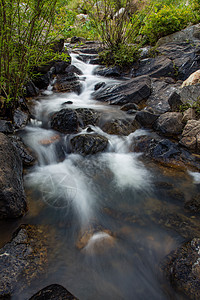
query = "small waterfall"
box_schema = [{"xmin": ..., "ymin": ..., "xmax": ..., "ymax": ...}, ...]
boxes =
[{"xmin": 23, "ymin": 52, "xmax": 151, "ymax": 226}]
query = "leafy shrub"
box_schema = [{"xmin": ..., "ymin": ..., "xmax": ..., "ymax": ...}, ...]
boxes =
[
  {"xmin": 141, "ymin": 4, "xmax": 194, "ymax": 44},
  {"xmin": 99, "ymin": 44, "xmax": 140, "ymax": 67}
]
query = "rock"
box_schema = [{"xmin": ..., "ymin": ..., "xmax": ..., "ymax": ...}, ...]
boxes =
[
  {"xmin": 132, "ymin": 134, "xmax": 199, "ymax": 169},
  {"xmin": 54, "ymin": 60, "xmax": 71, "ymax": 74},
  {"xmin": 120, "ymin": 103, "xmax": 139, "ymax": 111},
  {"xmin": 182, "ymin": 108, "xmax": 196, "ymax": 124},
  {"xmin": 101, "ymin": 118, "xmax": 140, "ymax": 135},
  {"xmin": 179, "ymin": 84, "xmax": 200, "ymax": 106},
  {"xmin": 76, "ymin": 108, "xmax": 100, "ymax": 128},
  {"xmin": 50, "ymin": 38, "xmax": 65, "ymax": 53},
  {"xmin": 65, "ymin": 65, "xmax": 83, "ymax": 75},
  {"xmin": 168, "ymin": 91, "xmax": 183, "ymax": 111},
  {"xmin": 157, "ymin": 42, "xmax": 200, "ymax": 81},
  {"xmin": 62, "ymin": 101, "xmax": 73, "ymax": 106},
  {"xmin": 185, "ymin": 193, "xmax": 200, "ymax": 213},
  {"xmin": 157, "ymin": 24, "xmax": 200, "ymax": 46},
  {"xmin": 11, "ymin": 136, "xmax": 36, "ymax": 166},
  {"xmin": 0, "ymin": 224, "xmax": 52, "ymax": 298},
  {"xmin": 180, "ymin": 120, "xmax": 200, "ymax": 152},
  {"xmin": 135, "ymin": 110, "xmax": 159, "ymax": 128},
  {"xmin": 132, "ymin": 56, "xmax": 175, "ymax": 78},
  {"xmin": 0, "ymin": 133, "xmax": 26, "ymax": 218},
  {"xmin": 76, "ymin": 54, "xmax": 98, "ymax": 63},
  {"xmin": 70, "ymin": 133, "xmax": 108, "ymax": 155},
  {"xmin": 181, "ymin": 69, "xmax": 200, "ymax": 87},
  {"xmin": 162, "ymin": 238, "xmax": 200, "ymax": 299},
  {"xmin": 29, "ymin": 284, "xmax": 79, "ymax": 300},
  {"xmin": 71, "ymin": 36, "xmax": 86, "ymax": 44},
  {"xmin": 93, "ymin": 66, "xmax": 121, "ymax": 78},
  {"xmin": 94, "ymin": 82, "xmax": 106, "ymax": 91},
  {"xmin": 50, "ymin": 109, "xmax": 79, "ymax": 134},
  {"xmin": 53, "ymin": 73, "xmax": 82, "ymax": 94},
  {"xmin": 0, "ymin": 120, "xmax": 14, "ymax": 134},
  {"xmin": 92, "ymin": 75, "xmax": 151, "ymax": 105},
  {"xmin": 13, "ymin": 108, "xmax": 29, "ymax": 129},
  {"xmin": 33, "ymin": 71, "xmax": 53, "ymax": 90},
  {"xmin": 155, "ymin": 112, "xmax": 183, "ymax": 136},
  {"xmin": 25, "ymin": 80, "xmax": 39, "ymax": 97},
  {"xmin": 146, "ymin": 78, "xmax": 180, "ymax": 114}
]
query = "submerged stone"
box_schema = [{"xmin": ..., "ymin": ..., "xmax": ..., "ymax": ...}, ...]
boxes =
[{"xmin": 29, "ymin": 284, "xmax": 79, "ymax": 300}]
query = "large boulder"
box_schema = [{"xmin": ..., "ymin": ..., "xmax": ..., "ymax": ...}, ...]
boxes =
[
  {"xmin": 29, "ymin": 284, "xmax": 79, "ymax": 300},
  {"xmin": 132, "ymin": 134, "xmax": 200, "ymax": 170},
  {"xmin": 132, "ymin": 56, "xmax": 175, "ymax": 78},
  {"xmin": 70, "ymin": 133, "xmax": 108, "ymax": 155},
  {"xmin": 180, "ymin": 120, "xmax": 200, "ymax": 152},
  {"xmin": 157, "ymin": 42, "xmax": 200, "ymax": 81},
  {"xmin": 53, "ymin": 73, "xmax": 82, "ymax": 94},
  {"xmin": 50, "ymin": 109, "xmax": 79, "ymax": 134},
  {"xmin": 157, "ymin": 23, "xmax": 200, "ymax": 46},
  {"xmin": 0, "ymin": 133, "xmax": 27, "ymax": 218},
  {"xmin": 162, "ymin": 238, "xmax": 200, "ymax": 299},
  {"xmin": 155, "ymin": 112, "xmax": 183, "ymax": 136},
  {"xmin": 146, "ymin": 78, "xmax": 180, "ymax": 114},
  {"xmin": 0, "ymin": 225, "xmax": 53, "ymax": 298},
  {"xmin": 10, "ymin": 136, "xmax": 36, "ymax": 167},
  {"xmin": 92, "ymin": 75, "xmax": 151, "ymax": 105},
  {"xmin": 181, "ymin": 69, "xmax": 200, "ymax": 87}
]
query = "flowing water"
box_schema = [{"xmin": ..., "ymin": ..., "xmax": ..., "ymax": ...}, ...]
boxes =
[{"xmin": 2, "ymin": 53, "xmax": 200, "ymax": 299}]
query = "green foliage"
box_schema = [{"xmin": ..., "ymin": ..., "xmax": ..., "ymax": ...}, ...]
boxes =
[
  {"xmin": 179, "ymin": 98, "xmax": 200, "ymax": 117},
  {"xmin": 0, "ymin": 0, "xmax": 60, "ymax": 107},
  {"xmin": 99, "ymin": 44, "xmax": 140, "ymax": 67},
  {"xmin": 141, "ymin": 4, "xmax": 194, "ymax": 44}
]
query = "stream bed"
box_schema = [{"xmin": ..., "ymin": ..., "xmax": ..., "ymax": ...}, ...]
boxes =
[{"xmin": 2, "ymin": 53, "xmax": 200, "ymax": 300}]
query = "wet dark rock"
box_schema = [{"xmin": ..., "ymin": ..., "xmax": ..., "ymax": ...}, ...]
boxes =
[
  {"xmin": 154, "ymin": 112, "xmax": 183, "ymax": 136},
  {"xmin": 168, "ymin": 91, "xmax": 183, "ymax": 111},
  {"xmin": 94, "ymin": 82, "xmax": 106, "ymax": 91},
  {"xmin": 79, "ymin": 48, "xmax": 100, "ymax": 54},
  {"xmin": 76, "ymin": 54, "xmax": 97, "ymax": 63},
  {"xmin": 135, "ymin": 110, "xmax": 159, "ymax": 128},
  {"xmin": 89, "ymin": 57, "xmax": 102, "ymax": 65},
  {"xmin": 93, "ymin": 66, "xmax": 121, "ymax": 78},
  {"xmin": 53, "ymin": 73, "xmax": 82, "ymax": 94},
  {"xmin": 76, "ymin": 108, "xmax": 100, "ymax": 128},
  {"xmin": 126, "ymin": 109, "xmax": 137, "ymax": 115},
  {"xmin": 11, "ymin": 136, "xmax": 36, "ymax": 166},
  {"xmin": 25, "ymin": 80, "xmax": 39, "ymax": 97},
  {"xmin": 13, "ymin": 108, "xmax": 29, "ymax": 129},
  {"xmin": 0, "ymin": 224, "xmax": 52, "ymax": 298},
  {"xmin": 157, "ymin": 42, "xmax": 200, "ymax": 80},
  {"xmin": 120, "ymin": 103, "xmax": 139, "ymax": 111},
  {"xmin": 132, "ymin": 134, "xmax": 200, "ymax": 169},
  {"xmin": 62, "ymin": 101, "xmax": 73, "ymax": 106},
  {"xmin": 132, "ymin": 56, "xmax": 175, "ymax": 78},
  {"xmin": 0, "ymin": 120, "xmax": 14, "ymax": 134},
  {"xmin": 162, "ymin": 238, "xmax": 200, "ymax": 299},
  {"xmin": 51, "ymin": 38, "xmax": 65, "ymax": 53},
  {"xmin": 71, "ymin": 36, "xmax": 86, "ymax": 44},
  {"xmin": 92, "ymin": 75, "xmax": 151, "ymax": 105},
  {"xmin": 70, "ymin": 133, "xmax": 108, "ymax": 155},
  {"xmin": 33, "ymin": 71, "xmax": 53, "ymax": 90},
  {"xmin": 50, "ymin": 109, "xmax": 79, "ymax": 134},
  {"xmin": 54, "ymin": 60, "xmax": 70, "ymax": 74},
  {"xmin": 180, "ymin": 120, "xmax": 200, "ymax": 152},
  {"xmin": 0, "ymin": 133, "xmax": 27, "ymax": 218},
  {"xmin": 185, "ymin": 193, "xmax": 200, "ymax": 213},
  {"xmin": 146, "ymin": 78, "xmax": 180, "ymax": 114},
  {"xmin": 101, "ymin": 118, "xmax": 140, "ymax": 136},
  {"xmin": 65, "ymin": 65, "xmax": 83, "ymax": 75},
  {"xmin": 29, "ymin": 284, "xmax": 79, "ymax": 300}
]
